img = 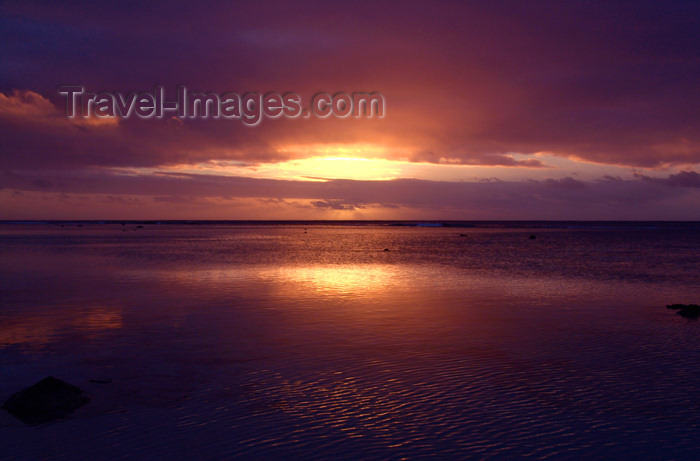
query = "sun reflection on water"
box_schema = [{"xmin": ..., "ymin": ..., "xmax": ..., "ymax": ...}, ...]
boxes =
[
  {"xmin": 149, "ymin": 264, "xmax": 404, "ymax": 301},
  {"xmin": 258, "ymin": 265, "xmax": 400, "ymax": 297}
]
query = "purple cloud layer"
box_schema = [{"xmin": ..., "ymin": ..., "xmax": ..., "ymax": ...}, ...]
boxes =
[
  {"xmin": 3, "ymin": 169, "xmax": 700, "ymax": 220},
  {"xmin": 1, "ymin": 1, "xmax": 699, "ymax": 218}
]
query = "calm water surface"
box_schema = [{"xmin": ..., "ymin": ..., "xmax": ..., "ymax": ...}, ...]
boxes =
[{"xmin": 1, "ymin": 223, "xmax": 699, "ymax": 459}]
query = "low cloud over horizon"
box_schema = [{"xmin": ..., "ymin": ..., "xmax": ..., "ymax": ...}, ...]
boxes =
[
  {"xmin": 2, "ymin": 1, "xmax": 699, "ymax": 219},
  {"xmin": 3, "ymin": 169, "xmax": 699, "ymax": 220}
]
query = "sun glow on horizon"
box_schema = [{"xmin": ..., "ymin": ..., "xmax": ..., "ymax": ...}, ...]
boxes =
[
  {"xmin": 121, "ymin": 143, "xmax": 655, "ymax": 186},
  {"xmin": 275, "ymin": 142, "xmax": 396, "ymax": 158},
  {"xmin": 277, "ymin": 156, "xmax": 403, "ymax": 180}
]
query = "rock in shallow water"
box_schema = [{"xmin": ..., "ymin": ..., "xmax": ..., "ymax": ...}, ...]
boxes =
[
  {"xmin": 2, "ymin": 376, "xmax": 90, "ymax": 425},
  {"xmin": 667, "ymin": 304, "xmax": 700, "ymax": 319}
]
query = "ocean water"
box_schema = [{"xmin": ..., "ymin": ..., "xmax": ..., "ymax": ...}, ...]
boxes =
[{"xmin": 1, "ymin": 222, "xmax": 699, "ymax": 459}]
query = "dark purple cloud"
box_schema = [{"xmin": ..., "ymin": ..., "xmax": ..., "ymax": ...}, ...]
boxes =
[
  {"xmin": 1, "ymin": 1, "xmax": 700, "ymax": 218},
  {"xmin": 2, "ymin": 1, "xmax": 699, "ymax": 168},
  {"xmin": 2, "ymin": 169, "xmax": 699, "ymax": 220},
  {"xmin": 640, "ymin": 171, "xmax": 700, "ymax": 188}
]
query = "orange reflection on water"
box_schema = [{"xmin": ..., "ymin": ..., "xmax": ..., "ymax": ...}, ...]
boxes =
[
  {"xmin": 258, "ymin": 264, "xmax": 400, "ymax": 298},
  {"xmin": 0, "ymin": 304, "xmax": 123, "ymax": 349},
  {"xmin": 152, "ymin": 264, "xmax": 402, "ymax": 301},
  {"xmin": 77, "ymin": 307, "xmax": 124, "ymax": 334}
]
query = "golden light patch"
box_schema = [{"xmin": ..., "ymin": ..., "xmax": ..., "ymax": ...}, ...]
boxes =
[
  {"xmin": 276, "ymin": 156, "xmax": 403, "ymax": 180},
  {"xmin": 275, "ymin": 142, "xmax": 394, "ymax": 158},
  {"xmin": 267, "ymin": 265, "xmax": 398, "ymax": 297}
]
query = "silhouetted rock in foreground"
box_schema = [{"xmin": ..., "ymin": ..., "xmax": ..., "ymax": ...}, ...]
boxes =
[
  {"xmin": 667, "ymin": 304, "xmax": 700, "ymax": 319},
  {"xmin": 528, "ymin": 235, "xmax": 536, "ymax": 240},
  {"xmin": 2, "ymin": 376, "xmax": 89, "ymax": 425}
]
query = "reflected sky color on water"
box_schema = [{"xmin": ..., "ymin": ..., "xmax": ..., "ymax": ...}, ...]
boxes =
[{"xmin": 1, "ymin": 223, "xmax": 700, "ymax": 459}]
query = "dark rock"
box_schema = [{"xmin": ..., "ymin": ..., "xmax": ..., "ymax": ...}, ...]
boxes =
[
  {"xmin": 459, "ymin": 233, "xmax": 467, "ymax": 237},
  {"xmin": 667, "ymin": 304, "xmax": 700, "ymax": 319},
  {"xmin": 136, "ymin": 225, "xmax": 144, "ymax": 229},
  {"xmin": 528, "ymin": 235, "xmax": 536, "ymax": 240},
  {"xmin": 383, "ymin": 248, "xmax": 389, "ymax": 252},
  {"xmin": 2, "ymin": 376, "xmax": 89, "ymax": 425}
]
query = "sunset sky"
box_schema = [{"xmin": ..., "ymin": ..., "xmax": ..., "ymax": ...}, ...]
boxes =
[{"xmin": 2, "ymin": 1, "xmax": 699, "ymax": 220}]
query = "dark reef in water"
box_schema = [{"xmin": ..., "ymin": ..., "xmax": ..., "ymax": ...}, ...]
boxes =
[
  {"xmin": 2, "ymin": 376, "xmax": 89, "ymax": 425},
  {"xmin": 667, "ymin": 304, "xmax": 700, "ymax": 319}
]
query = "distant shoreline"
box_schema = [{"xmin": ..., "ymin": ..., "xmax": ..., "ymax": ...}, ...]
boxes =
[{"xmin": 1, "ymin": 220, "xmax": 699, "ymax": 230}]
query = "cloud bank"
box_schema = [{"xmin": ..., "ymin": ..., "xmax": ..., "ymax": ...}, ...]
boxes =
[{"xmin": 1, "ymin": 1, "xmax": 699, "ymax": 218}]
